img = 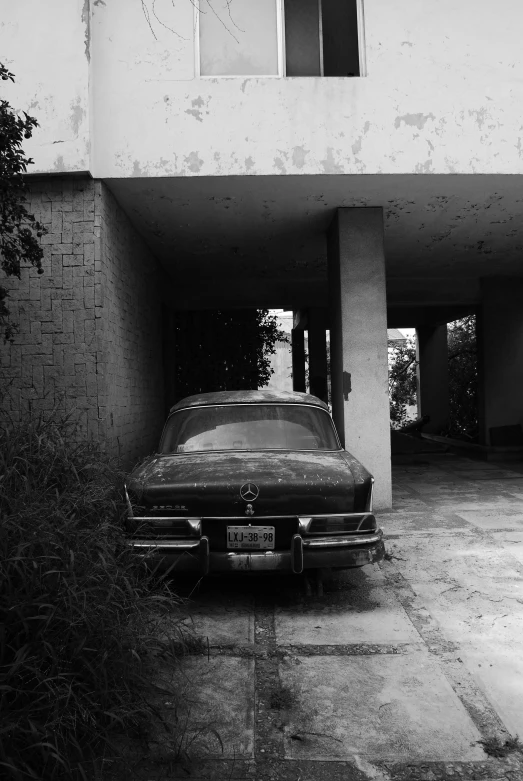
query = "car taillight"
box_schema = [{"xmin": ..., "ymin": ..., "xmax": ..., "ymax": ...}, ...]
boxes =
[
  {"xmin": 127, "ymin": 518, "xmax": 201, "ymax": 537},
  {"xmin": 299, "ymin": 514, "xmax": 377, "ymax": 535}
]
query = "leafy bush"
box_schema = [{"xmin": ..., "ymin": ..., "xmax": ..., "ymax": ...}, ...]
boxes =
[
  {"xmin": 388, "ymin": 336, "xmax": 417, "ymax": 428},
  {"xmin": 446, "ymin": 315, "xmax": 478, "ymax": 440},
  {"xmin": 0, "ymin": 411, "xmax": 183, "ymax": 780},
  {"xmin": 172, "ymin": 309, "xmax": 288, "ymax": 404}
]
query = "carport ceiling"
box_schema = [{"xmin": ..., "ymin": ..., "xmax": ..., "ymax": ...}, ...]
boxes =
[{"xmin": 107, "ymin": 174, "xmax": 523, "ymax": 308}]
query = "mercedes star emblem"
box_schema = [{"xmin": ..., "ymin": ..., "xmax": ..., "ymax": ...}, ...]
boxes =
[{"xmin": 240, "ymin": 482, "xmax": 259, "ymax": 502}]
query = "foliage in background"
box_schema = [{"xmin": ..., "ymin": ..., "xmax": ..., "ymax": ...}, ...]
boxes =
[
  {"xmin": 0, "ymin": 410, "xmax": 191, "ymax": 781},
  {"xmin": 388, "ymin": 336, "xmax": 417, "ymax": 428},
  {"xmin": 387, "ymin": 319, "xmax": 479, "ymax": 438},
  {"xmin": 445, "ymin": 315, "xmax": 478, "ymax": 440},
  {"xmin": 173, "ymin": 309, "xmax": 288, "ymax": 402},
  {"xmin": 0, "ymin": 63, "xmax": 47, "ymax": 342}
]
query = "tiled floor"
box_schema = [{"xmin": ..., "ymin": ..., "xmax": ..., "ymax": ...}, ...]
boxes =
[{"xmin": 136, "ymin": 453, "xmax": 523, "ymax": 781}]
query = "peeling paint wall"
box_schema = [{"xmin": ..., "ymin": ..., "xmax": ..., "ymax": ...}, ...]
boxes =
[
  {"xmin": 5, "ymin": 0, "xmax": 523, "ymax": 177},
  {"xmin": 1, "ymin": 0, "xmax": 90, "ymax": 173},
  {"xmin": 89, "ymin": 0, "xmax": 523, "ymax": 178}
]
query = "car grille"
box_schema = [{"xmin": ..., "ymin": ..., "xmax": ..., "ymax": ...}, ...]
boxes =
[{"xmin": 201, "ymin": 517, "xmax": 298, "ymax": 551}]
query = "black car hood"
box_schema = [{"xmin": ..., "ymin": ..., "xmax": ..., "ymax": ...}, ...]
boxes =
[{"xmin": 128, "ymin": 450, "xmax": 358, "ymax": 517}]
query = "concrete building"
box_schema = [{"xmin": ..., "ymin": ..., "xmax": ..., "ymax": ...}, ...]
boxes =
[{"xmin": 2, "ymin": 0, "xmax": 523, "ymax": 508}]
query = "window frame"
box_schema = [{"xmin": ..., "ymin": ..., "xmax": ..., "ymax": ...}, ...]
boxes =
[{"xmin": 193, "ymin": 0, "xmax": 366, "ymax": 80}]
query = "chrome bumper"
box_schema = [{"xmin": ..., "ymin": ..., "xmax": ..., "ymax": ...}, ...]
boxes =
[{"xmin": 129, "ymin": 530, "xmax": 385, "ymax": 574}]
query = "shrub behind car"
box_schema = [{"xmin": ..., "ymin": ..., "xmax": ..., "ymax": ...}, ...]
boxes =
[{"xmin": 0, "ymin": 411, "xmax": 180, "ymax": 780}]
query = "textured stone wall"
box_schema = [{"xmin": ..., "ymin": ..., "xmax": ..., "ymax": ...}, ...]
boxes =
[
  {"xmin": 0, "ymin": 178, "xmax": 101, "ymax": 432},
  {"xmin": 0, "ymin": 176, "xmax": 165, "ymax": 468}
]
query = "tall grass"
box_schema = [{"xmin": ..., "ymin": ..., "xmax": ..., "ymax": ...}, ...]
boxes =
[{"xmin": 0, "ymin": 410, "xmax": 182, "ymax": 780}]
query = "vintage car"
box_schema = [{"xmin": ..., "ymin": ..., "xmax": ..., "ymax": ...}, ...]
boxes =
[{"xmin": 124, "ymin": 390, "xmax": 385, "ymax": 575}]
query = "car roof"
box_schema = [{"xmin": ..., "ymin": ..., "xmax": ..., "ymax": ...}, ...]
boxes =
[{"xmin": 169, "ymin": 389, "xmax": 330, "ymax": 413}]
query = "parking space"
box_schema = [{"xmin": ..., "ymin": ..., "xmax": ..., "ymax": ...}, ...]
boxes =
[{"xmin": 141, "ymin": 453, "xmax": 523, "ymax": 780}]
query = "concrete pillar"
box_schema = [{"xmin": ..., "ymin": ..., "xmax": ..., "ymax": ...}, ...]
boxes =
[
  {"xmin": 328, "ymin": 208, "xmax": 391, "ymax": 510},
  {"xmin": 291, "ymin": 328, "xmax": 306, "ymax": 392},
  {"xmin": 478, "ymin": 278, "xmax": 523, "ymax": 445},
  {"xmin": 415, "ymin": 325, "xmax": 449, "ymax": 433},
  {"xmin": 307, "ymin": 308, "xmax": 328, "ymax": 402}
]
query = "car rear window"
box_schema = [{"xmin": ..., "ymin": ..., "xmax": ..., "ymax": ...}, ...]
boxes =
[{"xmin": 159, "ymin": 404, "xmax": 340, "ymax": 453}]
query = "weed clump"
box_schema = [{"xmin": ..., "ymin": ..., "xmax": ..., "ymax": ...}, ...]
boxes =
[
  {"xmin": 0, "ymin": 411, "xmax": 182, "ymax": 780},
  {"xmin": 479, "ymin": 735, "xmax": 523, "ymax": 758}
]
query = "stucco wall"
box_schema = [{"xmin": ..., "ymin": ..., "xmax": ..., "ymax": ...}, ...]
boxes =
[
  {"xmin": 1, "ymin": 0, "xmax": 90, "ymax": 173},
  {"xmin": 4, "ymin": 1, "xmax": 523, "ymax": 178},
  {"xmin": 89, "ymin": 0, "xmax": 523, "ymax": 177},
  {"xmin": 0, "ymin": 177, "xmax": 166, "ymax": 467}
]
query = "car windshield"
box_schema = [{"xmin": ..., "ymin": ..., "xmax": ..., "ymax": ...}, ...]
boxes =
[{"xmin": 159, "ymin": 404, "xmax": 340, "ymax": 453}]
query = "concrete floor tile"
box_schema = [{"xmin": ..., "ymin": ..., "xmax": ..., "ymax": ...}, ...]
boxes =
[
  {"xmin": 162, "ymin": 657, "xmax": 255, "ymax": 758},
  {"xmin": 490, "ymin": 530, "xmax": 523, "ymax": 564},
  {"xmin": 185, "ymin": 592, "xmax": 254, "ymax": 646},
  {"xmin": 399, "ymin": 579, "xmax": 523, "ymax": 688},
  {"xmin": 279, "ymin": 654, "xmax": 484, "ymax": 761},
  {"xmin": 379, "ymin": 511, "xmax": 470, "ymax": 533},
  {"xmin": 457, "ymin": 470, "xmax": 523, "ymax": 481},
  {"xmin": 389, "ymin": 531, "xmax": 522, "ymax": 585},
  {"xmin": 422, "ymin": 500, "xmax": 523, "ymax": 512},
  {"xmin": 275, "ymin": 584, "xmax": 421, "ymax": 645},
  {"xmin": 441, "ymin": 462, "xmax": 499, "ymax": 471},
  {"xmin": 455, "ymin": 510, "xmax": 523, "ymax": 531},
  {"xmin": 460, "ymin": 648, "xmax": 523, "ymax": 737}
]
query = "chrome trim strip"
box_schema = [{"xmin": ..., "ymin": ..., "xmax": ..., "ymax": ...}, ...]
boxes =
[
  {"xmin": 367, "ymin": 478, "xmax": 375, "ymax": 512},
  {"xmin": 291, "ymin": 534, "xmax": 304, "ymax": 574},
  {"xmin": 297, "ymin": 512, "xmax": 375, "ymax": 520},
  {"xmin": 200, "ymin": 536, "xmax": 210, "ymax": 575},
  {"xmin": 124, "ymin": 485, "xmax": 134, "ymax": 518},
  {"xmin": 127, "ymin": 516, "xmax": 202, "ymax": 523},
  {"xmin": 130, "ymin": 512, "xmax": 375, "ymax": 523},
  {"xmin": 129, "ymin": 539, "xmax": 199, "ymax": 550}
]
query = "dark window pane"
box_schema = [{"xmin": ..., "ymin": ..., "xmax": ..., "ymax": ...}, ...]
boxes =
[
  {"xmin": 321, "ymin": 0, "xmax": 360, "ymax": 77},
  {"xmin": 284, "ymin": 0, "xmax": 321, "ymax": 76}
]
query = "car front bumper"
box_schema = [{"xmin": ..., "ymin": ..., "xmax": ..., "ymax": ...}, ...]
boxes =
[{"xmin": 128, "ymin": 529, "xmax": 385, "ymax": 574}]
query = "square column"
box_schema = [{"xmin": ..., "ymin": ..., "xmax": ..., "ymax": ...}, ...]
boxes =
[
  {"xmin": 416, "ymin": 325, "xmax": 449, "ymax": 433},
  {"xmin": 307, "ymin": 307, "xmax": 329, "ymax": 402},
  {"xmin": 478, "ymin": 278, "xmax": 523, "ymax": 445},
  {"xmin": 328, "ymin": 208, "xmax": 391, "ymax": 510}
]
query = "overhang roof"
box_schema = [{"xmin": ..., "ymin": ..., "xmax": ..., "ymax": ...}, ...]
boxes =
[{"xmin": 107, "ymin": 173, "xmax": 523, "ymax": 312}]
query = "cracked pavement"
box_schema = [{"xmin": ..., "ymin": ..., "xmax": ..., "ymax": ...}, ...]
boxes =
[{"xmin": 134, "ymin": 453, "xmax": 523, "ymax": 780}]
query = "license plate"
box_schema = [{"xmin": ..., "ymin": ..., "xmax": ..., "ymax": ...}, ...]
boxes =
[{"xmin": 227, "ymin": 525, "xmax": 275, "ymax": 550}]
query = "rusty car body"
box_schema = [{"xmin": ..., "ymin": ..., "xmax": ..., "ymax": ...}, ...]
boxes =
[{"xmin": 124, "ymin": 390, "xmax": 384, "ymax": 575}]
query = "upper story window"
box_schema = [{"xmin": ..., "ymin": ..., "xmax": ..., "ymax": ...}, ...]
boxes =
[{"xmin": 196, "ymin": 0, "xmax": 362, "ymax": 78}]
